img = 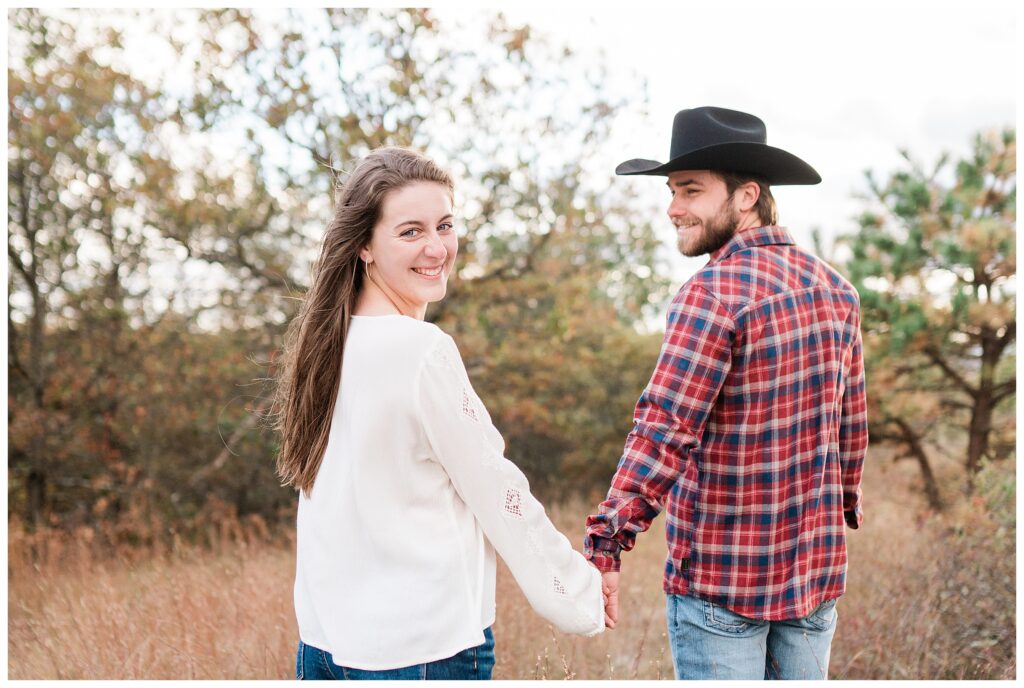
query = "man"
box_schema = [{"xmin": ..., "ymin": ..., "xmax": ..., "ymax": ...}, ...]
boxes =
[{"xmin": 584, "ymin": 106, "xmax": 867, "ymax": 680}]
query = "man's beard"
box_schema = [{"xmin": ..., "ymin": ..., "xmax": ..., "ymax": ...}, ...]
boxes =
[{"xmin": 677, "ymin": 196, "xmax": 740, "ymax": 257}]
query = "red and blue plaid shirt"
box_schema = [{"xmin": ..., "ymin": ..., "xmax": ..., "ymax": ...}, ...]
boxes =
[{"xmin": 585, "ymin": 226, "xmax": 867, "ymax": 621}]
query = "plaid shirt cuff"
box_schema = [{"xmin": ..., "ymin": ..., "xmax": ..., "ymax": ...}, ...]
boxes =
[
  {"xmin": 845, "ymin": 506, "xmax": 862, "ymax": 529},
  {"xmin": 587, "ymin": 550, "xmax": 621, "ymax": 573},
  {"xmin": 584, "ymin": 533, "xmax": 622, "ymax": 572}
]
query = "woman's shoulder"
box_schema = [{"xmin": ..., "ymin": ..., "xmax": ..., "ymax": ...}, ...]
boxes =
[{"xmin": 348, "ymin": 315, "xmax": 455, "ymax": 359}]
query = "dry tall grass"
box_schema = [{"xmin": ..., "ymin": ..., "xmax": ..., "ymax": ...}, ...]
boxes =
[{"xmin": 7, "ymin": 448, "xmax": 1015, "ymax": 679}]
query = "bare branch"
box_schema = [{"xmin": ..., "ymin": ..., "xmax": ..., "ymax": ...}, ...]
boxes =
[
  {"xmin": 997, "ymin": 319, "xmax": 1016, "ymax": 347},
  {"xmin": 992, "ymin": 379, "xmax": 1016, "ymax": 404},
  {"xmin": 7, "ymin": 307, "xmax": 31, "ymax": 384},
  {"xmin": 923, "ymin": 345, "xmax": 977, "ymax": 400},
  {"xmin": 188, "ymin": 398, "xmax": 270, "ymax": 487},
  {"xmin": 7, "ymin": 241, "xmax": 35, "ymax": 290}
]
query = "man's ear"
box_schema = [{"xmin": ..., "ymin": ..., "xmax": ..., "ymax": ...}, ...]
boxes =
[{"xmin": 736, "ymin": 181, "xmax": 761, "ymax": 213}]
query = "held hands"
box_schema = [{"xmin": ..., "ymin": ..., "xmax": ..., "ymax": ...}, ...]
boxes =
[{"xmin": 602, "ymin": 571, "xmax": 620, "ymax": 629}]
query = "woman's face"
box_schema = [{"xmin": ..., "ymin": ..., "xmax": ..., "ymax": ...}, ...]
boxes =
[{"xmin": 360, "ymin": 181, "xmax": 457, "ymax": 312}]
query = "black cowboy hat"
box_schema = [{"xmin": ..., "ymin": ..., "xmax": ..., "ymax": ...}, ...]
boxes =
[{"xmin": 615, "ymin": 106, "xmax": 821, "ymax": 185}]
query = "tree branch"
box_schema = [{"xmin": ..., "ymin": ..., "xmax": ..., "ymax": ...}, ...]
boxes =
[
  {"xmin": 992, "ymin": 379, "xmax": 1016, "ymax": 403},
  {"xmin": 923, "ymin": 345, "xmax": 977, "ymax": 400},
  {"xmin": 997, "ymin": 319, "xmax": 1016, "ymax": 347},
  {"xmin": 8, "ymin": 159, "xmax": 39, "ymax": 294},
  {"xmin": 476, "ymin": 229, "xmax": 556, "ymax": 284},
  {"xmin": 938, "ymin": 398, "xmax": 973, "ymax": 411},
  {"xmin": 7, "ymin": 306, "xmax": 31, "ymax": 384},
  {"xmin": 7, "ymin": 240, "xmax": 35, "ymax": 290},
  {"xmin": 188, "ymin": 399, "xmax": 269, "ymax": 487}
]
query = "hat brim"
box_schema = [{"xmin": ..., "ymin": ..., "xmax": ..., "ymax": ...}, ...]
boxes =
[{"xmin": 615, "ymin": 142, "xmax": 821, "ymax": 185}]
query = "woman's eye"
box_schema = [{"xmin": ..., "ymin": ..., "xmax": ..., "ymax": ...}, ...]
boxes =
[
  {"xmin": 400, "ymin": 228, "xmax": 419, "ymax": 238},
  {"xmin": 438, "ymin": 222, "xmax": 454, "ymax": 232}
]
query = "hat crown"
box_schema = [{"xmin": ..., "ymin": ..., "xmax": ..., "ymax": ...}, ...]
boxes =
[{"xmin": 669, "ymin": 107, "xmax": 767, "ymax": 159}]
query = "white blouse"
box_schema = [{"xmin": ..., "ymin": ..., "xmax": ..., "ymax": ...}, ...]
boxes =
[{"xmin": 294, "ymin": 315, "xmax": 604, "ymax": 670}]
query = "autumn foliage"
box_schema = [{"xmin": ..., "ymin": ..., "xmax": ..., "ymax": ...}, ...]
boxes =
[
  {"xmin": 8, "ymin": 8, "xmax": 667, "ymax": 537},
  {"xmin": 6, "ymin": 7, "xmax": 1016, "ymax": 681}
]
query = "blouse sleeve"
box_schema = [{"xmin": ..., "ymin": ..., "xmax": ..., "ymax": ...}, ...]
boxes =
[{"xmin": 414, "ymin": 333, "xmax": 604, "ymax": 637}]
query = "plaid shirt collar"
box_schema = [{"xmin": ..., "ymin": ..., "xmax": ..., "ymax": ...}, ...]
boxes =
[{"xmin": 709, "ymin": 225, "xmax": 795, "ymax": 264}]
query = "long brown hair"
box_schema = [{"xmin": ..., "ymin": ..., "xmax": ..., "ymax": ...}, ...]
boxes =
[{"xmin": 272, "ymin": 147, "xmax": 454, "ymax": 495}]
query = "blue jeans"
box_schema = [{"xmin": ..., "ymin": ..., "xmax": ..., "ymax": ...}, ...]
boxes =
[
  {"xmin": 666, "ymin": 594, "xmax": 838, "ymax": 680},
  {"xmin": 295, "ymin": 627, "xmax": 495, "ymax": 680}
]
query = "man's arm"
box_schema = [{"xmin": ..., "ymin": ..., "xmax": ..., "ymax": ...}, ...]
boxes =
[
  {"xmin": 584, "ymin": 283, "xmax": 735, "ymax": 577},
  {"xmin": 839, "ymin": 308, "xmax": 868, "ymax": 529}
]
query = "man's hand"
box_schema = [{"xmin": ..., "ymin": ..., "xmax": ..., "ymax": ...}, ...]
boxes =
[{"xmin": 602, "ymin": 571, "xmax": 620, "ymax": 629}]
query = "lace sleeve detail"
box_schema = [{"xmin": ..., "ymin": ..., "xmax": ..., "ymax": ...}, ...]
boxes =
[
  {"xmin": 503, "ymin": 487, "xmax": 524, "ymax": 519},
  {"xmin": 417, "ymin": 333, "xmax": 604, "ymax": 636}
]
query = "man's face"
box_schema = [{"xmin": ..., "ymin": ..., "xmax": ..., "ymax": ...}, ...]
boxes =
[{"xmin": 666, "ymin": 170, "xmax": 740, "ymax": 257}]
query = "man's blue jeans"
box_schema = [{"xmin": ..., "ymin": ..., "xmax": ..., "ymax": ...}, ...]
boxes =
[
  {"xmin": 296, "ymin": 626, "xmax": 495, "ymax": 680},
  {"xmin": 666, "ymin": 594, "xmax": 838, "ymax": 680}
]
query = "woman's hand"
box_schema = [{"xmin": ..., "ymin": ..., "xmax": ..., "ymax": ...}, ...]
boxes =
[{"xmin": 602, "ymin": 571, "xmax": 620, "ymax": 629}]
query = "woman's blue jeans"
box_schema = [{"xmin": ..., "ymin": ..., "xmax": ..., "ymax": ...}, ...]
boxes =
[
  {"xmin": 666, "ymin": 594, "xmax": 838, "ymax": 680},
  {"xmin": 296, "ymin": 627, "xmax": 495, "ymax": 680}
]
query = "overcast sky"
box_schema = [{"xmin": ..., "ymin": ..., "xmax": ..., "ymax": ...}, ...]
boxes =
[{"xmin": 479, "ymin": 0, "xmax": 1018, "ymax": 280}]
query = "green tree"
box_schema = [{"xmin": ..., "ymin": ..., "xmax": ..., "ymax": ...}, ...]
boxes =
[
  {"xmin": 8, "ymin": 7, "xmax": 668, "ymax": 531},
  {"xmin": 842, "ymin": 129, "xmax": 1015, "ymax": 499},
  {"xmin": 177, "ymin": 6, "xmax": 672, "ymax": 493},
  {"xmin": 8, "ymin": 9, "xmax": 169, "ymax": 525}
]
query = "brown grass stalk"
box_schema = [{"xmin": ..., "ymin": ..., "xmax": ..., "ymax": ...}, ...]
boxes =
[{"xmin": 7, "ymin": 447, "xmax": 1015, "ymax": 679}]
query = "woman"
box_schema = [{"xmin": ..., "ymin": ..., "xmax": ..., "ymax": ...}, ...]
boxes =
[{"xmin": 274, "ymin": 147, "xmax": 604, "ymax": 680}]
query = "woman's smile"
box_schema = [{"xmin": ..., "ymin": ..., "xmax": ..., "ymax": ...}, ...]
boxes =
[{"xmin": 412, "ymin": 265, "xmax": 445, "ymax": 279}]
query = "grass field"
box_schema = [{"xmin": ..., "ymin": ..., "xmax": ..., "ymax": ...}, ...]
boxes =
[{"xmin": 7, "ymin": 447, "xmax": 1015, "ymax": 679}]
